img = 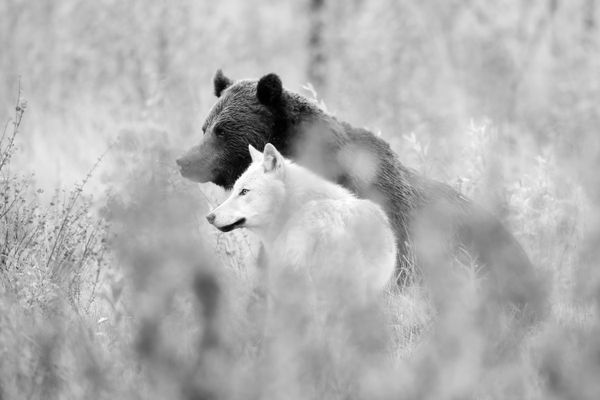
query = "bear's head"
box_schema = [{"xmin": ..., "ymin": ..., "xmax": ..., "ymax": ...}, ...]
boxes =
[
  {"xmin": 176, "ymin": 70, "xmax": 288, "ymax": 189},
  {"xmin": 206, "ymin": 143, "xmax": 286, "ymax": 234}
]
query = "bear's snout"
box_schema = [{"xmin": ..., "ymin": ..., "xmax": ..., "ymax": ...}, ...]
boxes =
[
  {"xmin": 206, "ymin": 213, "xmax": 216, "ymax": 225},
  {"xmin": 176, "ymin": 157, "xmax": 189, "ymax": 167}
]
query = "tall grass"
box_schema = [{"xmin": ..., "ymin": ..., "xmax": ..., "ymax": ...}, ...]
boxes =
[{"xmin": 1, "ymin": 84, "xmax": 599, "ymax": 399}]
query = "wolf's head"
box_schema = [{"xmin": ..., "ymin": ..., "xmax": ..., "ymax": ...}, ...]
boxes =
[{"xmin": 206, "ymin": 143, "xmax": 286, "ymax": 234}]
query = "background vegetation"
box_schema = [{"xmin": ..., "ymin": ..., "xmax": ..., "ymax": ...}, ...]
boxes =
[{"xmin": 1, "ymin": 0, "xmax": 600, "ymax": 399}]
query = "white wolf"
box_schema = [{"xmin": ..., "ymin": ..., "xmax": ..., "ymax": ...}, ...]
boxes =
[{"xmin": 206, "ymin": 143, "xmax": 396, "ymax": 300}]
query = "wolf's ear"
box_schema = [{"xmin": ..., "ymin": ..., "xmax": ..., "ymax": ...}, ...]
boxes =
[
  {"xmin": 262, "ymin": 143, "xmax": 284, "ymax": 173},
  {"xmin": 214, "ymin": 69, "xmax": 233, "ymax": 97},
  {"xmin": 248, "ymin": 144, "xmax": 262, "ymax": 163},
  {"xmin": 257, "ymin": 73, "xmax": 283, "ymax": 107}
]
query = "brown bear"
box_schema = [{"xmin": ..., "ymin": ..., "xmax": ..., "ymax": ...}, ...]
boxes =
[{"xmin": 177, "ymin": 70, "xmax": 546, "ymax": 317}]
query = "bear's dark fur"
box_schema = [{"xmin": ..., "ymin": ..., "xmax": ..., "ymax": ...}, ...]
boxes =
[{"xmin": 177, "ymin": 71, "xmax": 546, "ymax": 317}]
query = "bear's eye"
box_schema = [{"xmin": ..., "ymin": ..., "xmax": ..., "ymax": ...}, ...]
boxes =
[
  {"xmin": 239, "ymin": 188, "xmax": 250, "ymax": 196},
  {"xmin": 213, "ymin": 126, "xmax": 225, "ymax": 138}
]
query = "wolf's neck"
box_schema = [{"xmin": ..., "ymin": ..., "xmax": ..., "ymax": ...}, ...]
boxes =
[
  {"xmin": 255, "ymin": 162, "xmax": 351, "ymax": 246},
  {"xmin": 286, "ymin": 162, "xmax": 350, "ymax": 205}
]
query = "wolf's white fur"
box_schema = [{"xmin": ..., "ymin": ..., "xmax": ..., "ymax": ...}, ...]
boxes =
[{"xmin": 208, "ymin": 143, "xmax": 396, "ymax": 298}]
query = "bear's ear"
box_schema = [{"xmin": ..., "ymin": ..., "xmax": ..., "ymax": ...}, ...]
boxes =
[
  {"xmin": 248, "ymin": 144, "xmax": 262, "ymax": 163},
  {"xmin": 214, "ymin": 69, "xmax": 233, "ymax": 97},
  {"xmin": 262, "ymin": 143, "xmax": 284, "ymax": 173},
  {"xmin": 257, "ymin": 73, "xmax": 283, "ymax": 107}
]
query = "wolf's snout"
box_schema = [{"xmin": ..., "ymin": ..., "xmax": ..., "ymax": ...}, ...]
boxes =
[{"xmin": 206, "ymin": 213, "xmax": 216, "ymax": 224}]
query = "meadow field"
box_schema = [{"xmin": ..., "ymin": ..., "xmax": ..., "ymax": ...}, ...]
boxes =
[{"xmin": 1, "ymin": 1, "xmax": 600, "ymax": 399}]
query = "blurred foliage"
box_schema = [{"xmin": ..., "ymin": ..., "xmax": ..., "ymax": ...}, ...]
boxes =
[
  {"xmin": 2, "ymin": 0, "xmax": 599, "ymax": 196},
  {"xmin": 1, "ymin": 1, "xmax": 600, "ymax": 399}
]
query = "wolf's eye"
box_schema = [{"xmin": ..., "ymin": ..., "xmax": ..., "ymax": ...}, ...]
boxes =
[{"xmin": 239, "ymin": 188, "xmax": 250, "ymax": 196}]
